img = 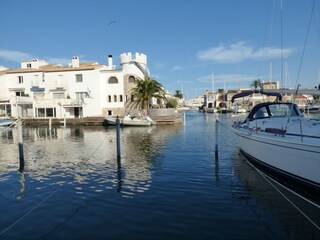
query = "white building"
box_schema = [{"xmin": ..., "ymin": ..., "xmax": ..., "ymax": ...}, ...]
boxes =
[{"xmin": 0, "ymin": 52, "xmax": 148, "ymax": 119}]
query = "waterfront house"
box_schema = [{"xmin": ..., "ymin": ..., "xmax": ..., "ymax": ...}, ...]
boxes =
[{"xmin": 0, "ymin": 52, "xmax": 147, "ymax": 119}]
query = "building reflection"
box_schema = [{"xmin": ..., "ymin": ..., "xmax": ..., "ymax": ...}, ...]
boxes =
[{"xmin": 0, "ymin": 125, "xmax": 181, "ymax": 198}]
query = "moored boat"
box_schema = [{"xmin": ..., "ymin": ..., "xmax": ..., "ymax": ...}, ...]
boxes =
[
  {"xmin": 232, "ymin": 102, "xmax": 320, "ymax": 203},
  {"xmin": 232, "ymin": 105, "xmax": 247, "ymax": 113},
  {"xmin": 0, "ymin": 119, "xmax": 15, "ymax": 127},
  {"xmin": 105, "ymin": 114, "xmax": 155, "ymax": 127}
]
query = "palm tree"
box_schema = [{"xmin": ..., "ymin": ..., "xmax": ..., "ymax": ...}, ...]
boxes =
[
  {"xmin": 174, "ymin": 90, "xmax": 183, "ymax": 99},
  {"xmin": 250, "ymin": 79, "xmax": 261, "ymax": 90},
  {"xmin": 131, "ymin": 76, "xmax": 167, "ymax": 109}
]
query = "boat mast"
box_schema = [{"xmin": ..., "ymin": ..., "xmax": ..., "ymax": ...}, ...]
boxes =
[
  {"xmin": 269, "ymin": 59, "xmax": 272, "ymax": 83},
  {"xmin": 280, "ymin": 0, "xmax": 284, "ymax": 89},
  {"xmin": 211, "ymin": 72, "xmax": 215, "ymax": 104}
]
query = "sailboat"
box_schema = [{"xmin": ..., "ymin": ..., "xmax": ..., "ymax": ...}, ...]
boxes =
[
  {"xmin": 231, "ymin": 2, "xmax": 320, "ymax": 204},
  {"xmin": 232, "ymin": 101, "xmax": 320, "ymax": 203}
]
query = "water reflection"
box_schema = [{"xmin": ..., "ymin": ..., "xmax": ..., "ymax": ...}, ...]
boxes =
[
  {"xmin": 233, "ymin": 150, "xmax": 320, "ymax": 239},
  {"xmin": 0, "ymin": 125, "xmax": 181, "ymax": 198}
]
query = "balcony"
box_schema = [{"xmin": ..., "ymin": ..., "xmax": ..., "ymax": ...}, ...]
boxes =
[
  {"xmin": 61, "ymin": 98, "xmax": 84, "ymax": 107},
  {"xmin": 10, "ymin": 96, "xmax": 33, "ymax": 104}
]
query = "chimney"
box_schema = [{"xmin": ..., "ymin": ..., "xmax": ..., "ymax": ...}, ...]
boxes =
[
  {"xmin": 108, "ymin": 55, "xmax": 113, "ymax": 69},
  {"xmin": 72, "ymin": 56, "xmax": 79, "ymax": 68}
]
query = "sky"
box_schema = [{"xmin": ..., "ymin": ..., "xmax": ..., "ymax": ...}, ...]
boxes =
[{"xmin": 0, "ymin": 0, "xmax": 320, "ymax": 99}]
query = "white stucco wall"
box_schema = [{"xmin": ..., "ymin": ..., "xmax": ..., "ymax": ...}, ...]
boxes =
[{"xmin": 0, "ymin": 52, "xmax": 150, "ymax": 118}]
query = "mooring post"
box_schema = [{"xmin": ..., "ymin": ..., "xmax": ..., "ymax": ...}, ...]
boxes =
[
  {"xmin": 64, "ymin": 113, "xmax": 66, "ymax": 128},
  {"xmin": 49, "ymin": 118, "xmax": 52, "ymax": 131},
  {"xmin": 18, "ymin": 120, "xmax": 24, "ymax": 172},
  {"xmin": 215, "ymin": 119, "xmax": 219, "ymax": 159},
  {"xmin": 116, "ymin": 116, "xmax": 121, "ymax": 160}
]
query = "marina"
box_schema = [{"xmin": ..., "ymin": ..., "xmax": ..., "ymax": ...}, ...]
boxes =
[{"xmin": 0, "ymin": 110, "xmax": 319, "ymax": 239}]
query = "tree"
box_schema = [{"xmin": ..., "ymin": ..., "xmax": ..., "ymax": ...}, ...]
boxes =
[
  {"xmin": 250, "ymin": 79, "xmax": 261, "ymax": 90},
  {"xmin": 217, "ymin": 88, "xmax": 224, "ymax": 93},
  {"xmin": 166, "ymin": 98, "xmax": 178, "ymax": 108},
  {"xmin": 131, "ymin": 76, "xmax": 167, "ymax": 109},
  {"xmin": 174, "ymin": 90, "xmax": 183, "ymax": 99}
]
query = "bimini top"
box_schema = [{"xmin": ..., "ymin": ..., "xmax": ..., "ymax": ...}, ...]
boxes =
[
  {"xmin": 246, "ymin": 102, "xmax": 302, "ymax": 121},
  {"xmin": 231, "ymin": 90, "xmax": 282, "ymax": 103}
]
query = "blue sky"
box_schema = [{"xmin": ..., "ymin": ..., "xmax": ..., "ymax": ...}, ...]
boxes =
[{"xmin": 0, "ymin": 0, "xmax": 319, "ymax": 99}]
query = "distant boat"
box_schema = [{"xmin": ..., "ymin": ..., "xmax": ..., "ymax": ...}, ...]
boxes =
[
  {"xmin": 105, "ymin": 114, "xmax": 155, "ymax": 127},
  {"xmin": 232, "ymin": 106, "xmax": 247, "ymax": 113},
  {"xmin": 301, "ymin": 103, "xmax": 320, "ymax": 114},
  {"xmin": 207, "ymin": 107, "xmax": 217, "ymax": 113},
  {"xmin": 232, "ymin": 102, "xmax": 320, "ymax": 203},
  {"xmin": 0, "ymin": 119, "xmax": 15, "ymax": 127}
]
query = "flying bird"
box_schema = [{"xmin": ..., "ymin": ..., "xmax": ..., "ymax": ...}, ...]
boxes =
[{"xmin": 107, "ymin": 20, "xmax": 117, "ymax": 26}]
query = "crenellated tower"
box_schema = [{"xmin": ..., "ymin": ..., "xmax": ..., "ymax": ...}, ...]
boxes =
[{"xmin": 120, "ymin": 52, "xmax": 149, "ymax": 77}]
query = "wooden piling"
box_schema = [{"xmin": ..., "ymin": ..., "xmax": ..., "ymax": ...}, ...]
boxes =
[
  {"xmin": 215, "ymin": 119, "xmax": 219, "ymax": 159},
  {"xmin": 18, "ymin": 120, "xmax": 24, "ymax": 172},
  {"xmin": 116, "ymin": 116, "xmax": 121, "ymax": 160}
]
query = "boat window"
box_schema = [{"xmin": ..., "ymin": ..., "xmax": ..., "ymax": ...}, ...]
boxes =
[
  {"xmin": 269, "ymin": 104, "xmax": 299, "ymax": 117},
  {"xmin": 253, "ymin": 107, "xmax": 268, "ymax": 119}
]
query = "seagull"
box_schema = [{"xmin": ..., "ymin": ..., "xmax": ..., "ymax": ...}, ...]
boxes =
[{"xmin": 107, "ymin": 20, "xmax": 117, "ymax": 26}]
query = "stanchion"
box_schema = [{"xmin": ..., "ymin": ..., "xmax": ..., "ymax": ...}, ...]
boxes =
[
  {"xmin": 18, "ymin": 120, "xmax": 24, "ymax": 172},
  {"xmin": 215, "ymin": 119, "xmax": 219, "ymax": 160}
]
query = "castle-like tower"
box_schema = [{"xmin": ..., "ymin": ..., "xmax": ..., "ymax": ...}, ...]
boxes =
[{"xmin": 120, "ymin": 52, "xmax": 149, "ymax": 77}]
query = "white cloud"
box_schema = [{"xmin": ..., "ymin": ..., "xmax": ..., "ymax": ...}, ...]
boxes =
[
  {"xmin": 44, "ymin": 57, "xmax": 71, "ymax": 65},
  {"xmin": 197, "ymin": 41, "xmax": 295, "ymax": 63},
  {"xmin": 0, "ymin": 49, "xmax": 33, "ymax": 62},
  {"xmin": 0, "ymin": 49, "xmax": 86, "ymax": 66},
  {"xmin": 153, "ymin": 61, "xmax": 165, "ymax": 70},
  {"xmin": 172, "ymin": 65, "xmax": 184, "ymax": 70}
]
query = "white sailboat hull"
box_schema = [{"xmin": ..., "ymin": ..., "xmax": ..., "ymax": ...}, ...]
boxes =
[
  {"xmin": 231, "ymin": 102, "xmax": 320, "ymax": 202},
  {"xmin": 233, "ymin": 128, "xmax": 320, "ymax": 187}
]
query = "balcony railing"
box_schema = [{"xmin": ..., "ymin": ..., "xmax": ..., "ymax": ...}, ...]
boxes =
[{"xmin": 10, "ymin": 96, "xmax": 33, "ymax": 104}]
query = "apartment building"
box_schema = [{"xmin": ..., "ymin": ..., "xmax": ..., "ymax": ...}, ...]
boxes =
[{"xmin": 0, "ymin": 52, "xmax": 148, "ymax": 119}]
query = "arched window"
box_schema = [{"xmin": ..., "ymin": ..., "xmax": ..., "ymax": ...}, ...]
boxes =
[
  {"xmin": 128, "ymin": 76, "xmax": 135, "ymax": 83},
  {"xmin": 108, "ymin": 77, "xmax": 118, "ymax": 84}
]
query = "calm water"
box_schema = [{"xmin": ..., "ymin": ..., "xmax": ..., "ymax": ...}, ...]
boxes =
[{"xmin": 0, "ymin": 111, "xmax": 319, "ymax": 240}]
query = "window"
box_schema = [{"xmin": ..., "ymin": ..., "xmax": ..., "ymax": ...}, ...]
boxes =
[
  {"xmin": 114, "ymin": 95, "xmax": 117, "ymax": 102},
  {"xmin": 37, "ymin": 108, "xmax": 45, "ymax": 117},
  {"xmin": 253, "ymin": 107, "xmax": 268, "ymax": 119},
  {"xmin": 108, "ymin": 95, "xmax": 111, "ymax": 102},
  {"xmin": 36, "ymin": 108, "xmax": 56, "ymax": 118},
  {"xmin": 46, "ymin": 108, "xmax": 54, "ymax": 117},
  {"xmin": 76, "ymin": 74, "xmax": 83, "ymax": 83},
  {"xmin": 15, "ymin": 92, "xmax": 25, "ymax": 96},
  {"xmin": 120, "ymin": 95, "xmax": 123, "ymax": 102},
  {"xmin": 128, "ymin": 76, "xmax": 135, "ymax": 83},
  {"xmin": 27, "ymin": 63, "xmax": 31, "ymax": 68},
  {"xmin": 108, "ymin": 77, "xmax": 118, "ymax": 84},
  {"xmin": 18, "ymin": 76, "xmax": 23, "ymax": 84},
  {"xmin": 53, "ymin": 93, "xmax": 65, "ymax": 99}
]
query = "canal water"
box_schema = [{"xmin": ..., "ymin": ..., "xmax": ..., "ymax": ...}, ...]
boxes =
[{"xmin": 0, "ymin": 111, "xmax": 319, "ymax": 239}]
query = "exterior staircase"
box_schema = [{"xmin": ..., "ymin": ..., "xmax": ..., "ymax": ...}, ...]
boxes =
[{"xmin": 125, "ymin": 101, "xmax": 139, "ymax": 112}]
